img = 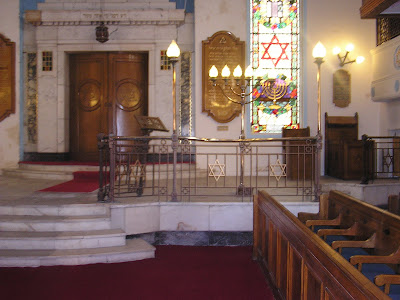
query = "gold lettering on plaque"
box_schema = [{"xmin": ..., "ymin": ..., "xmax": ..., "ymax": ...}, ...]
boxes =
[
  {"xmin": 202, "ymin": 31, "xmax": 245, "ymax": 123},
  {"xmin": 333, "ymin": 69, "xmax": 351, "ymax": 108},
  {"xmin": 0, "ymin": 34, "xmax": 15, "ymax": 122}
]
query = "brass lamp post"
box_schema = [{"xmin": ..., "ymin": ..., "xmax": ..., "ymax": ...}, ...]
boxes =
[
  {"xmin": 167, "ymin": 40, "xmax": 180, "ymax": 201},
  {"xmin": 312, "ymin": 41, "xmax": 326, "ymax": 201}
]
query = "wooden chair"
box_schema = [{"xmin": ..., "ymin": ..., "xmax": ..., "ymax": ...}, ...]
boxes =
[
  {"xmin": 325, "ymin": 113, "xmax": 364, "ymax": 180},
  {"xmin": 282, "ymin": 127, "xmax": 313, "ymax": 180}
]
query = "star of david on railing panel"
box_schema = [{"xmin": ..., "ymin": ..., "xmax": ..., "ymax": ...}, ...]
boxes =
[
  {"xmin": 304, "ymin": 187, "xmax": 312, "ymax": 196},
  {"xmin": 269, "ymin": 159, "xmax": 286, "ymax": 182},
  {"xmin": 383, "ymin": 151, "xmax": 394, "ymax": 168},
  {"xmin": 208, "ymin": 159, "xmax": 226, "ymax": 182},
  {"xmin": 159, "ymin": 187, "xmax": 168, "ymax": 195},
  {"xmin": 129, "ymin": 160, "xmax": 146, "ymax": 180}
]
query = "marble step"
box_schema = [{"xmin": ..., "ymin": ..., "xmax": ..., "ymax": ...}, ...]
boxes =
[
  {"xmin": 0, "ymin": 215, "xmax": 111, "ymax": 232},
  {"xmin": 18, "ymin": 163, "xmax": 99, "ymax": 172},
  {"xmin": 0, "ymin": 238, "xmax": 155, "ymax": 267},
  {"xmin": 3, "ymin": 163, "xmax": 197, "ymax": 180},
  {"xmin": 0, "ymin": 229, "xmax": 126, "ymax": 250},
  {"xmin": 0, "ymin": 204, "xmax": 109, "ymax": 217},
  {"xmin": 2, "ymin": 168, "xmax": 74, "ymax": 181}
]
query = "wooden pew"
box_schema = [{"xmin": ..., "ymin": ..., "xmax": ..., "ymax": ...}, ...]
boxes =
[
  {"xmin": 299, "ymin": 190, "xmax": 400, "ymax": 297},
  {"xmin": 302, "ymin": 190, "xmax": 400, "ymax": 258},
  {"xmin": 253, "ymin": 190, "xmax": 388, "ymax": 299}
]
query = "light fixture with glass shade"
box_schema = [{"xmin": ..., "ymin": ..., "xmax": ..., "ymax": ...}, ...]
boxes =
[{"xmin": 333, "ymin": 43, "xmax": 364, "ymax": 67}]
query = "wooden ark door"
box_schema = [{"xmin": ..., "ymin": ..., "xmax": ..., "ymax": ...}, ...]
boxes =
[{"xmin": 70, "ymin": 52, "xmax": 148, "ymax": 161}]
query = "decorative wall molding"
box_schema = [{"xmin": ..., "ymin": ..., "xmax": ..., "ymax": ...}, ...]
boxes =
[{"xmin": 25, "ymin": 9, "xmax": 185, "ymax": 26}]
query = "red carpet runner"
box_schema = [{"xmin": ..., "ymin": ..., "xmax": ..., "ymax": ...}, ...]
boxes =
[
  {"xmin": 0, "ymin": 246, "xmax": 274, "ymax": 300},
  {"xmin": 39, "ymin": 171, "xmax": 99, "ymax": 193}
]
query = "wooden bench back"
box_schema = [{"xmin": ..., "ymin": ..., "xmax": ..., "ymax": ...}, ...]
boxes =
[
  {"xmin": 253, "ymin": 190, "xmax": 388, "ymax": 299},
  {"xmin": 328, "ymin": 190, "xmax": 400, "ymax": 256}
]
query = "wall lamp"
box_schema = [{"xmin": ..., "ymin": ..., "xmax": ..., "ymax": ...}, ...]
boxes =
[{"xmin": 333, "ymin": 44, "xmax": 364, "ymax": 67}]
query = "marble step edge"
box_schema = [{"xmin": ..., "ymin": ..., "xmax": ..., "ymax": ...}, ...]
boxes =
[
  {"xmin": 0, "ymin": 238, "xmax": 155, "ymax": 267},
  {"xmin": 0, "ymin": 203, "xmax": 109, "ymax": 217},
  {"xmin": 2, "ymin": 168, "xmax": 74, "ymax": 181},
  {"xmin": 0, "ymin": 214, "xmax": 110, "ymax": 222},
  {"xmin": 18, "ymin": 162, "xmax": 196, "ymax": 172},
  {"xmin": 3, "ymin": 165, "xmax": 201, "ymax": 181},
  {"xmin": 0, "ymin": 229, "xmax": 126, "ymax": 250},
  {"xmin": 18, "ymin": 163, "xmax": 99, "ymax": 172},
  {"xmin": 0, "ymin": 215, "xmax": 111, "ymax": 232}
]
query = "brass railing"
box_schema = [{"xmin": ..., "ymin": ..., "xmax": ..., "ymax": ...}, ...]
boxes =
[
  {"xmin": 98, "ymin": 135, "xmax": 319, "ymax": 202},
  {"xmin": 362, "ymin": 135, "xmax": 400, "ymax": 184}
]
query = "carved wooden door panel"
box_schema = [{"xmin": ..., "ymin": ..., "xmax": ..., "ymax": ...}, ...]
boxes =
[
  {"xmin": 109, "ymin": 52, "xmax": 148, "ymax": 137},
  {"xmin": 70, "ymin": 52, "xmax": 148, "ymax": 161},
  {"xmin": 70, "ymin": 53, "xmax": 108, "ymax": 161}
]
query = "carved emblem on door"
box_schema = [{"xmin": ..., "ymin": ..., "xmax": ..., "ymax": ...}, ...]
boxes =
[
  {"xmin": 116, "ymin": 80, "xmax": 142, "ymax": 111},
  {"xmin": 78, "ymin": 80, "xmax": 100, "ymax": 111}
]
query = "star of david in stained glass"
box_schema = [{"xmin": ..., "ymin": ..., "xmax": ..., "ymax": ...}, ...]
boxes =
[
  {"xmin": 269, "ymin": 159, "xmax": 286, "ymax": 181},
  {"xmin": 208, "ymin": 159, "xmax": 226, "ymax": 182},
  {"xmin": 261, "ymin": 35, "xmax": 289, "ymax": 67}
]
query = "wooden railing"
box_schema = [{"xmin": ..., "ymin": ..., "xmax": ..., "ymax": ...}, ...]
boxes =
[{"xmin": 253, "ymin": 190, "xmax": 389, "ymax": 300}]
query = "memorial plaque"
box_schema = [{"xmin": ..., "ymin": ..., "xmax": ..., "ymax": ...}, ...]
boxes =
[
  {"xmin": 333, "ymin": 69, "xmax": 351, "ymax": 108},
  {"xmin": 202, "ymin": 31, "xmax": 245, "ymax": 123},
  {"xmin": 0, "ymin": 34, "xmax": 15, "ymax": 122}
]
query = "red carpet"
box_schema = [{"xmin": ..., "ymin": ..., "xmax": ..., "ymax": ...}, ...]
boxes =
[
  {"xmin": 0, "ymin": 246, "xmax": 274, "ymax": 300},
  {"xmin": 39, "ymin": 171, "xmax": 99, "ymax": 193}
]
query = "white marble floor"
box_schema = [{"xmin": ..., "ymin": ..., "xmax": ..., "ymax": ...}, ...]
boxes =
[{"xmin": 1, "ymin": 174, "xmax": 399, "ymax": 206}]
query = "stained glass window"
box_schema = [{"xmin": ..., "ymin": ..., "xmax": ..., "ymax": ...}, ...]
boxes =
[{"xmin": 250, "ymin": 0, "xmax": 300, "ymax": 134}]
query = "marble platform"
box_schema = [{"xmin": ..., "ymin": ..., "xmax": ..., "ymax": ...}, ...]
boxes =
[{"xmin": 1, "ymin": 170, "xmax": 399, "ymax": 267}]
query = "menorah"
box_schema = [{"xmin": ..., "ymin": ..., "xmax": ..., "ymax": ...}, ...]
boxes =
[
  {"xmin": 209, "ymin": 65, "xmax": 288, "ymax": 138},
  {"xmin": 263, "ymin": 78, "xmax": 288, "ymax": 110},
  {"xmin": 209, "ymin": 64, "xmax": 288, "ymax": 195}
]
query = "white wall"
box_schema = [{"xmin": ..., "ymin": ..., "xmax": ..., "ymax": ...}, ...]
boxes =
[
  {"xmin": 194, "ymin": 0, "xmax": 378, "ymax": 174},
  {"xmin": 370, "ymin": 35, "xmax": 400, "ymax": 135},
  {"xmin": 0, "ymin": 0, "xmax": 20, "ymax": 171},
  {"xmin": 305, "ymin": 0, "xmax": 379, "ymax": 139},
  {"xmin": 194, "ymin": 0, "xmax": 247, "ymax": 139}
]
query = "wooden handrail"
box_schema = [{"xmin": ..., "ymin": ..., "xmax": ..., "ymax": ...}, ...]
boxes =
[
  {"xmin": 375, "ymin": 274, "xmax": 400, "ymax": 294},
  {"xmin": 332, "ymin": 233, "xmax": 377, "ymax": 255},
  {"xmin": 350, "ymin": 246, "xmax": 400, "ymax": 272},
  {"xmin": 306, "ymin": 213, "xmax": 342, "ymax": 231},
  {"xmin": 317, "ymin": 222, "xmax": 361, "ymax": 241}
]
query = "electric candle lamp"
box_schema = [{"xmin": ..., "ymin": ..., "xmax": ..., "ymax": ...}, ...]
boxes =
[
  {"xmin": 233, "ymin": 65, "xmax": 243, "ymax": 78},
  {"xmin": 244, "ymin": 66, "xmax": 254, "ymax": 78},
  {"xmin": 209, "ymin": 65, "xmax": 218, "ymax": 78},
  {"xmin": 221, "ymin": 65, "xmax": 231, "ymax": 78}
]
